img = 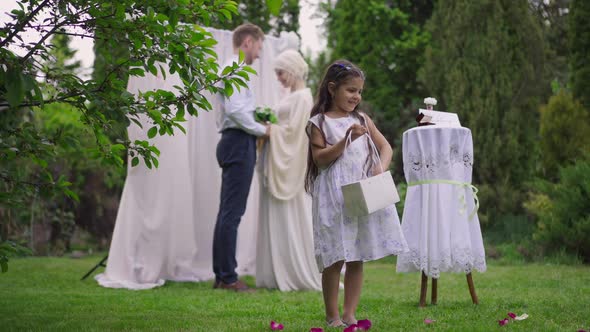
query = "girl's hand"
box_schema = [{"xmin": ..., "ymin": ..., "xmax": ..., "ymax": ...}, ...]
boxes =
[{"xmin": 346, "ymin": 124, "xmax": 367, "ymax": 141}]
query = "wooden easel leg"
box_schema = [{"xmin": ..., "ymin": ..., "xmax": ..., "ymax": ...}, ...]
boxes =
[
  {"xmin": 419, "ymin": 271, "xmax": 428, "ymax": 307},
  {"xmin": 431, "ymin": 278, "xmax": 438, "ymax": 305},
  {"xmin": 466, "ymin": 272, "xmax": 479, "ymax": 304}
]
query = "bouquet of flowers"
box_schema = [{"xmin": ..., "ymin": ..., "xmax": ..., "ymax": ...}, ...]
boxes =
[{"xmin": 255, "ymin": 106, "xmax": 278, "ymax": 124}]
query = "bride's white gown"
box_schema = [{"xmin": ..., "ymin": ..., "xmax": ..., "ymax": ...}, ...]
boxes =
[
  {"xmin": 255, "ymin": 88, "xmax": 322, "ymax": 291},
  {"xmin": 95, "ymin": 28, "xmax": 300, "ymax": 290}
]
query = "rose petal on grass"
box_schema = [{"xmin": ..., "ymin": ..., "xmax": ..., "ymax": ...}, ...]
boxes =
[
  {"xmin": 507, "ymin": 312, "xmax": 516, "ymax": 319},
  {"xmin": 424, "ymin": 318, "xmax": 436, "ymax": 324},
  {"xmin": 343, "ymin": 324, "xmax": 359, "ymax": 332},
  {"xmin": 498, "ymin": 318, "xmax": 509, "ymax": 326},
  {"xmin": 270, "ymin": 321, "xmax": 284, "ymax": 331},
  {"xmin": 357, "ymin": 319, "xmax": 372, "ymax": 330},
  {"xmin": 514, "ymin": 313, "xmax": 529, "ymax": 321},
  {"xmin": 310, "ymin": 328, "xmax": 324, "ymax": 332}
]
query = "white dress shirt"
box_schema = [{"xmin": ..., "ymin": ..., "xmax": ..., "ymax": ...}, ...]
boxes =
[{"xmin": 216, "ymin": 55, "xmax": 267, "ymax": 136}]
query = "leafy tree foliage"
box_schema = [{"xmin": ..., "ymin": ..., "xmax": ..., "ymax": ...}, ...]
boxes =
[
  {"xmin": 211, "ymin": 0, "xmax": 299, "ymax": 35},
  {"xmin": 529, "ymin": 0, "xmax": 570, "ymax": 90},
  {"xmin": 326, "ymin": 0, "xmax": 432, "ymax": 120},
  {"xmin": 0, "ymin": 0, "xmax": 257, "ymax": 266},
  {"xmin": 420, "ymin": 0, "xmax": 546, "ymax": 223},
  {"xmin": 0, "ymin": 0, "xmax": 252, "ymax": 204},
  {"xmin": 568, "ymin": 0, "xmax": 590, "ymax": 108}
]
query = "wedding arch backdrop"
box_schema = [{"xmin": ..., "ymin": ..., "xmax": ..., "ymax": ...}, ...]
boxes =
[{"xmin": 95, "ymin": 28, "xmax": 299, "ymax": 289}]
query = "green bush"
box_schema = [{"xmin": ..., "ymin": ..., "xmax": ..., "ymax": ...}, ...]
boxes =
[
  {"xmin": 0, "ymin": 241, "xmax": 32, "ymax": 273},
  {"xmin": 526, "ymin": 158, "xmax": 590, "ymax": 262},
  {"xmin": 539, "ymin": 91, "xmax": 590, "ymax": 178},
  {"xmin": 1, "ymin": 101, "xmax": 125, "ymax": 255}
]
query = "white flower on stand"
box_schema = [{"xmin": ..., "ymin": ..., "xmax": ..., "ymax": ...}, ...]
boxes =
[{"xmin": 424, "ymin": 97, "xmax": 437, "ymax": 106}]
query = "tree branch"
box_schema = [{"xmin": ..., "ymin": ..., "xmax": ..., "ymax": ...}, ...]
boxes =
[
  {"xmin": 52, "ymin": 31, "xmax": 96, "ymax": 40},
  {"xmin": 20, "ymin": 20, "xmax": 68, "ymax": 64},
  {"xmin": 0, "ymin": 0, "xmax": 52, "ymax": 49}
]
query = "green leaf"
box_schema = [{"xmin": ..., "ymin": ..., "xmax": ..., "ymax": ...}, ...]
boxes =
[
  {"xmin": 266, "ymin": 0, "xmax": 282, "ymax": 16},
  {"xmin": 147, "ymin": 126, "xmax": 158, "ymax": 139},
  {"xmin": 148, "ymin": 63, "xmax": 158, "ymax": 76},
  {"xmin": 221, "ymin": 65, "xmax": 233, "ymax": 76},
  {"xmin": 173, "ymin": 122, "xmax": 187, "ymax": 134},
  {"xmin": 219, "ymin": 9, "xmax": 232, "ymax": 20},
  {"xmin": 232, "ymin": 77, "xmax": 248, "ymax": 89},
  {"xmin": 129, "ymin": 68, "xmax": 146, "ymax": 76},
  {"xmin": 132, "ymin": 157, "xmax": 139, "ymax": 167},
  {"xmin": 149, "ymin": 145, "xmax": 160, "ymax": 157},
  {"xmin": 224, "ymin": 83, "xmax": 234, "ymax": 97},
  {"xmin": 203, "ymin": 48, "xmax": 218, "ymax": 58},
  {"xmin": 31, "ymin": 82, "xmax": 44, "ymax": 106},
  {"xmin": 200, "ymin": 38, "xmax": 217, "ymax": 47},
  {"xmin": 235, "ymin": 71, "xmax": 250, "ymax": 80},
  {"xmin": 64, "ymin": 189, "xmax": 80, "ymax": 202},
  {"xmin": 130, "ymin": 117, "xmax": 143, "ymax": 129},
  {"xmin": 5, "ymin": 67, "xmax": 25, "ymax": 107},
  {"xmin": 238, "ymin": 49, "xmax": 245, "ymax": 63},
  {"xmin": 111, "ymin": 144, "xmax": 126, "ymax": 153},
  {"xmin": 242, "ymin": 66, "xmax": 257, "ymax": 74}
]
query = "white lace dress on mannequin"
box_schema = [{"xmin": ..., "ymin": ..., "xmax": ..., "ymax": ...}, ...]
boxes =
[{"xmin": 396, "ymin": 126, "xmax": 486, "ymax": 278}]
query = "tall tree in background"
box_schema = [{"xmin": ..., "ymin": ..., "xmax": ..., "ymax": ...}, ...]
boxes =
[
  {"xmin": 569, "ymin": 0, "xmax": 590, "ymax": 109},
  {"xmin": 211, "ymin": 0, "xmax": 299, "ymax": 35},
  {"xmin": 68, "ymin": 27, "xmax": 131, "ymax": 246},
  {"xmin": 46, "ymin": 31, "xmax": 82, "ymax": 74},
  {"xmin": 91, "ymin": 28, "xmax": 130, "ymax": 141},
  {"xmin": 39, "ymin": 32, "xmax": 99, "ymax": 253},
  {"xmin": 529, "ymin": 0, "xmax": 570, "ymax": 90},
  {"xmin": 325, "ymin": 0, "xmax": 433, "ymax": 179},
  {"xmin": 327, "ymin": 0, "xmax": 432, "ymax": 118},
  {"xmin": 420, "ymin": 0, "xmax": 545, "ymax": 224}
]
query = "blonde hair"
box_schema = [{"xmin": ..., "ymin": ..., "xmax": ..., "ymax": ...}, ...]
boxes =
[{"xmin": 232, "ymin": 23, "xmax": 264, "ymax": 48}]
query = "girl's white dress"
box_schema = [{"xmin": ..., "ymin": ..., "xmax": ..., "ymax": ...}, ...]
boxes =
[{"xmin": 307, "ymin": 113, "xmax": 409, "ymax": 272}]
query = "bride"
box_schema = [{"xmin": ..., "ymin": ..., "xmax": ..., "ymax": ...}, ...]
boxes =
[{"xmin": 255, "ymin": 50, "xmax": 321, "ymax": 291}]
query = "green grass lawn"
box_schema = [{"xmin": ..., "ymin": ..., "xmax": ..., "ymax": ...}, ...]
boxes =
[{"xmin": 1, "ymin": 255, "xmax": 589, "ymax": 331}]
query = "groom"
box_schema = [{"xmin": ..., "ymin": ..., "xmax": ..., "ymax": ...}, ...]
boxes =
[{"xmin": 212, "ymin": 23, "xmax": 270, "ymax": 292}]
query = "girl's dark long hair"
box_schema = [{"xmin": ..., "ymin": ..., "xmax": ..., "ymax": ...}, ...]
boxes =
[{"xmin": 304, "ymin": 60, "xmax": 365, "ymax": 194}]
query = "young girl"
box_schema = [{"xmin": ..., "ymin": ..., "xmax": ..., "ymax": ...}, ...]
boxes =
[{"xmin": 305, "ymin": 60, "xmax": 408, "ymax": 327}]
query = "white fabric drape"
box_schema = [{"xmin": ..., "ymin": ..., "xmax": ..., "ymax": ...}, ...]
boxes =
[{"xmin": 96, "ymin": 28, "xmax": 299, "ymax": 290}]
